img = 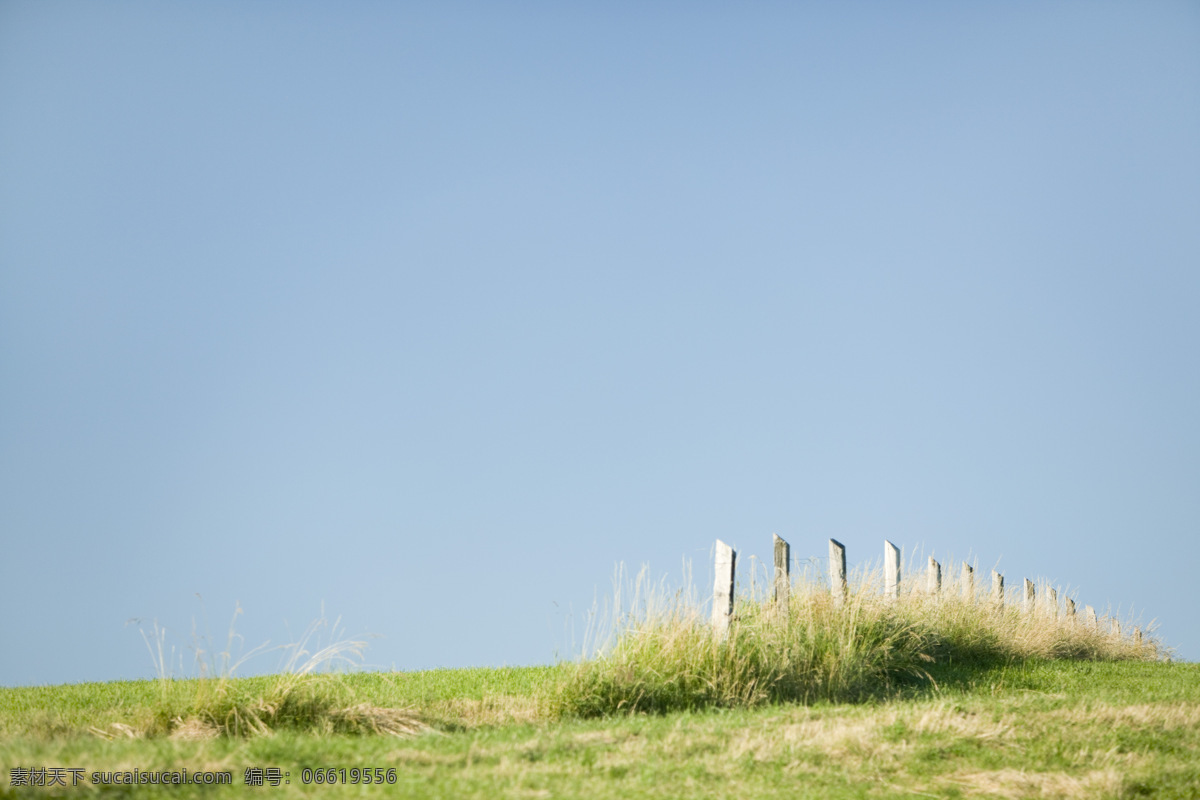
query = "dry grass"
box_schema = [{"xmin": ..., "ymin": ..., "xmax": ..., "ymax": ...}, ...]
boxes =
[
  {"xmin": 1046, "ymin": 701, "xmax": 1200, "ymax": 730},
  {"xmin": 125, "ymin": 605, "xmax": 430, "ymax": 739},
  {"xmin": 941, "ymin": 768, "xmax": 1125, "ymax": 799},
  {"xmin": 548, "ymin": 558, "xmax": 1161, "ymax": 718},
  {"xmin": 424, "ymin": 696, "xmax": 542, "ymax": 728}
]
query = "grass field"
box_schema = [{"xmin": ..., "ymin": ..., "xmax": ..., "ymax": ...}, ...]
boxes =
[
  {"xmin": 3, "ymin": 660, "xmax": 1198, "ymax": 798},
  {"xmin": 2, "ymin": 565, "xmax": 1191, "ymax": 798}
]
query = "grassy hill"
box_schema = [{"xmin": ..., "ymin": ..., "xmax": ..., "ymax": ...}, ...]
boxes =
[
  {"xmin": 3, "ymin": 568, "xmax": 1193, "ymax": 798},
  {"xmin": 2, "ymin": 660, "xmax": 1198, "ymax": 798}
]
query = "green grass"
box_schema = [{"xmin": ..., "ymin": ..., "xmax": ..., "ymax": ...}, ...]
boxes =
[
  {"xmin": 547, "ymin": 560, "xmax": 1158, "ymax": 718},
  {"xmin": 3, "ymin": 661, "xmax": 1198, "ymax": 798},
  {"xmin": 1, "ymin": 564, "xmax": 1184, "ymax": 798}
]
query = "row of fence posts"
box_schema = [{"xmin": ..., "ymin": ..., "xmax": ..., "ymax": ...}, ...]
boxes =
[{"xmin": 711, "ymin": 536, "xmax": 1141, "ymax": 645}]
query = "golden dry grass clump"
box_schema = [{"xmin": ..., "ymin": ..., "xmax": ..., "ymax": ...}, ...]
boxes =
[
  {"xmin": 126, "ymin": 606, "xmax": 429, "ymax": 739},
  {"xmin": 547, "ymin": 559, "xmax": 1160, "ymax": 718}
]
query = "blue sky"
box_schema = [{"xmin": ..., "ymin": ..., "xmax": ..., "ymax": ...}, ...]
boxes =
[{"xmin": 2, "ymin": 2, "xmax": 1198, "ymax": 687}]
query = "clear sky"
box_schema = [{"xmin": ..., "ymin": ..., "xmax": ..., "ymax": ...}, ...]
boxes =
[{"xmin": 2, "ymin": 2, "xmax": 1198, "ymax": 687}]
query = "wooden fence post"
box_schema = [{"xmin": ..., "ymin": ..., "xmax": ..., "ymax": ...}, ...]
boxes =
[
  {"xmin": 1066, "ymin": 598, "xmax": 1076, "ymax": 620},
  {"xmin": 712, "ymin": 540, "xmax": 736, "ymax": 639},
  {"xmin": 927, "ymin": 557, "xmax": 941, "ymax": 595},
  {"xmin": 962, "ymin": 564, "xmax": 974, "ymax": 602},
  {"xmin": 991, "ymin": 571, "xmax": 1004, "ymax": 605},
  {"xmin": 1134, "ymin": 627, "xmax": 1143, "ymax": 646},
  {"xmin": 1086, "ymin": 605, "xmax": 1097, "ymax": 629},
  {"xmin": 885, "ymin": 541, "xmax": 901, "ymax": 601},
  {"xmin": 773, "ymin": 534, "xmax": 790, "ymax": 616},
  {"xmin": 829, "ymin": 539, "xmax": 847, "ymax": 607},
  {"xmin": 1024, "ymin": 579, "xmax": 1035, "ymax": 614},
  {"xmin": 1112, "ymin": 619, "xmax": 1121, "ymax": 638},
  {"xmin": 1047, "ymin": 587, "xmax": 1058, "ymax": 618}
]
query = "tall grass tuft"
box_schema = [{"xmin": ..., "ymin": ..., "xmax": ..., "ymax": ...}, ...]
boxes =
[
  {"xmin": 124, "ymin": 605, "xmax": 424, "ymax": 739},
  {"xmin": 547, "ymin": 557, "xmax": 1160, "ymax": 718}
]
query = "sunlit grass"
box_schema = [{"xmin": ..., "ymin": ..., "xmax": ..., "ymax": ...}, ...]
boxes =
[
  {"xmin": 547, "ymin": 556, "xmax": 1161, "ymax": 718},
  {"xmin": 113, "ymin": 605, "xmax": 425, "ymax": 739}
]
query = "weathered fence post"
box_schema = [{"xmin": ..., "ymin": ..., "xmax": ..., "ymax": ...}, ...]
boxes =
[
  {"xmin": 962, "ymin": 564, "xmax": 974, "ymax": 602},
  {"xmin": 1086, "ymin": 605, "xmax": 1097, "ymax": 629},
  {"xmin": 991, "ymin": 571, "xmax": 1004, "ymax": 605},
  {"xmin": 829, "ymin": 539, "xmax": 847, "ymax": 607},
  {"xmin": 1112, "ymin": 619, "xmax": 1121, "ymax": 638},
  {"xmin": 884, "ymin": 540, "xmax": 901, "ymax": 601},
  {"xmin": 712, "ymin": 540, "xmax": 736, "ymax": 639},
  {"xmin": 1066, "ymin": 598, "xmax": 1076, "ymax": 620},
  {"xmin": 1047, "ymin": 587, "xmax": 1058, "ymax": 618},
  {"xmin": 1024, "ymin": 579, "xmax": 1035, "ymax": 614},
  {"xmin": 773, "ymin": 533, "xmax": 790, "ymax": 616},
  {"xmin": 927, "ymin": 557, "xmax": 941, "ymax": 595},
  {"xmin": 1134, "ymin": 627, "xmax": 1143, "ymax": 646}
]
